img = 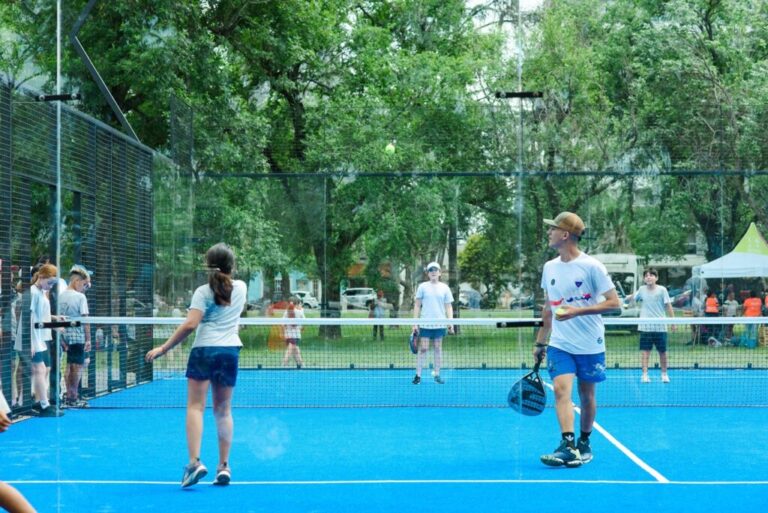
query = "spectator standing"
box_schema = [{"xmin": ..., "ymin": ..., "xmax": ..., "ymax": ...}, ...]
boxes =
[{"xmin": 627, "ymin": 268, "xmax": 674, "ymax": 383}]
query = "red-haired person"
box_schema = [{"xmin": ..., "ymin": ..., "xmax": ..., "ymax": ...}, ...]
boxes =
[
  {"xmin": 30, "ymin": 263, "xmax": 63, "ymax": 417},
  {"xmin": 282, "ymin": 298, "xmax": 304, "ymax": 368}
]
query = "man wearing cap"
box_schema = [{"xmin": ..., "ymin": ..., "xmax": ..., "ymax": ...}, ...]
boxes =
[
  {"xmin": 58, "ymin": 265, "xmax": 92, "ymax": 407},
  {"xmin": 534, "ymin": 212, "xmax": 620, "ymax": 467},
  {"xmin": 412, "ymin": 262, "xmax": 454, "ymax": 385}
]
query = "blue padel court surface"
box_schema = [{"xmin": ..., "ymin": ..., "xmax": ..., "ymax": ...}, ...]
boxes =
[
  {"xmin": 84, "ymin": 368, "xmax": 768, "ymax": 408},
  {"xmin": 3, "ymin": 371, "xmax": 768, "ymax": 512}
]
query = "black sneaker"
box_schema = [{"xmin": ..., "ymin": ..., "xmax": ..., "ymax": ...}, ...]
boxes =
[
  {"xmin": 412, "ymin": 375, "xmax": 421, "ymax": 385},
  {"xmin": 181, "ymin": 461, "xmax": 208, "ymax": 488},
  {"xmin": 577, "ymin": 438, "xmax": 592, "ymax": 464},
  {"xmin": 37, "ymin": 406, "xmax": 65, "ymax": 417},
  {"xmin": 541, "ymin": 439, "xmax": 582, "ymax": 468},
  {"xmin": 434, "ymin": 375, "xmax": 445, "ymax": 384}
]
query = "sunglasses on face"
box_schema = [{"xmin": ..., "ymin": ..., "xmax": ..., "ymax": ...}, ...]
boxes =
[{"xmin": 427, "ymin": 267, "xmax": 439, "ymax": 272}]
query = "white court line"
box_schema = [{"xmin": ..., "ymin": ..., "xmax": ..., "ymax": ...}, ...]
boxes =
[
  {"xmin": 6, "ymin": 479, "xmax": 768, "ymax": 486},
  {"xmin": 542, "ymin": 382, "xmax": 670, "ymax": 483}
]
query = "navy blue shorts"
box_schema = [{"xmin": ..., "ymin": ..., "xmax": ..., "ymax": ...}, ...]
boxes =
[
  {"xmin": 546, "ymin": 346, "xmax": 606, "ymax": 383},
  {"xmin": 186, "ymin": 346, "xmax": 241, "ymax": 387},
  {"xmin": 418, "ymin": 328, "xmax": 447, "ymax": 340},
  {"xmin": 66, "ymin": 344, "xmax": 87, "ymax": 365},
  {"xmin": 639, "ymin": 332, "xmax": 668, "ymax": 352},
  {"xmin": 32, "ymin": 348, "xmax": 51, "ymax": 366}
]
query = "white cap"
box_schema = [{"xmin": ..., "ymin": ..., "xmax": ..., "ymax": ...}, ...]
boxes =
[{"xmin": 426, "ymin": 262, "xmax": 441, "ymax": 271}]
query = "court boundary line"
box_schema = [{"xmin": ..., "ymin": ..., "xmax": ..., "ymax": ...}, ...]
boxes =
[
  {"xmin": 542, "ymin": 382, "xmax": 670, "ymax": 483},
  {"xmin": 7, "ymin": 479, "xmax": 768, "ymax": 486}
]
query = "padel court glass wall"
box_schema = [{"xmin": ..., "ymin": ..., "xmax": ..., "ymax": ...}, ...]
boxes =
[
  {"xmin": 3, "ymin": 77, "xmax": 768, "ymax": 413},
  {"xmin": 0, "ymin": 79, "xmax": 155, "ymax": 413}
]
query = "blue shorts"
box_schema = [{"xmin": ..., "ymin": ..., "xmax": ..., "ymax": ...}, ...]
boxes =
[
  {"xmin": 418, "ymin": 328, "xmax": 447, "ymax": 340},
  {"xmin": 285, "ymin": 338, "xmax": 300, "ymax": 346},
  {"xmin": 186, "ymin": 347, "xmax": 241, "ymax": 387},
  {"xmin": 546, "ymin": 346, "xmax": 606, "ymax": 383},
  {"xmin": 639, "ymin": 332, "xmax": 668, "ymax": 352},
  {"xmin": 32, "ymin": 348, "xmax": 51, "ymax": 366}
]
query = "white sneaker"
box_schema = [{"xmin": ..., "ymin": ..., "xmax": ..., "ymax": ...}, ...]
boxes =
[
  {"xmin": 641, "ymin": 374, "xmax": 650, "ymax": 383},
  {"xmin": 661, "ymin": 373, "xmax": 670, "ymax": 383}
]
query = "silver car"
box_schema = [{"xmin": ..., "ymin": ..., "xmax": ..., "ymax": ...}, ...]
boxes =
[{"xmin": 341, "ymin": 287, "xmax": 376, "ymax": 310}]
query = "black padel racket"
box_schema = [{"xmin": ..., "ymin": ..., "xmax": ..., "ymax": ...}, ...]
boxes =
[
  {"xmin": 507, "ymin": 357, "xmax": 546, "ymax": 416},
  {"xmin": 408, "ymin": 332, "xmax": 418, "ymax": 354}
]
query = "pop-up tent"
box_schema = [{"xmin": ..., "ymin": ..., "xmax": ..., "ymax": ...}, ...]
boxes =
[{"xmin": 693, "ymin": 222, "xmax": 768, "ymax": 278}]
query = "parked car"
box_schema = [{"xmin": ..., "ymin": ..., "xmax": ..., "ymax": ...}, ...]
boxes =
[
  {"xmin": 509, "ymin": 293, "xmax": 535, "ymax": 310},
  {"xmin": 341, "ymin": 287, "xmax": 376, "ymax": 310},
  {"xmin": 291, "ymin": 290, "xmax": 319, "ymax": 309}
]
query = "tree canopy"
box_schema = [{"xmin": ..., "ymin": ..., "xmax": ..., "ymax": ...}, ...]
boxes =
[{"xmin": 3, "ymin": 0, "xmax": 768, "ymax": 308}]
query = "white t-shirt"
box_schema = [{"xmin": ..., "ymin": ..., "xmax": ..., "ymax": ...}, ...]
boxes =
[
  {"xmin": 415, "ymin": 281, "xmax": 454, "ymax": 329},
  {"xmin": 541, "ymin": 252, "xmax": 614, "ymax": 355},
  {"xmin": 724, "ymin": 299, "xmax": 740, "ymax": 317},
  {"xmin": 188, "ymin": 280, "xmax": 247, "ymax": 348},
  {"xmin": 58, "ymin": 288, "xmax": 90, "ymax": 344},
  {"xmin": 632, "ymin": 285, "xmax": 672, "ymax": 332},
  {"xmin": 283, "ymin": 308, "xmax": 305, "ymax": 339},
  {"xmin": 30, "ymin": 284, "xmax": 52, "ymax": 353}
]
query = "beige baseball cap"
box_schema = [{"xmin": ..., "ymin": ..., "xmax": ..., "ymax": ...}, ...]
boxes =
[{"xmin": 543, "ymin": 211, "xmax": 586, "ymax": 238}]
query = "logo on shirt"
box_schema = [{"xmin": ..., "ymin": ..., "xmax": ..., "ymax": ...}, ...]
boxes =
[
  {"xmin": 575, "ymin": 281, "xmax": 583, "ymax": 287},
  {"xmin": 549, "ymin": 293, "xmax": 593, "ymax": 306}
]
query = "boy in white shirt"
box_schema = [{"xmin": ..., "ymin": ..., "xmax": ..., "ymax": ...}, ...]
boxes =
[{"xmin": 627, "ymin": 268, "xmax": 674, "ymax": 383}]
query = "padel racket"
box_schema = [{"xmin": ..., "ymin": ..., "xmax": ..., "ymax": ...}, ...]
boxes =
[
  {"xmin": 507, "ymin": 356, "xmax": 546, "ymax": 416},
  {"xmin": 408, "ymin": 331, "xmax": 418, "ymax": 354}
]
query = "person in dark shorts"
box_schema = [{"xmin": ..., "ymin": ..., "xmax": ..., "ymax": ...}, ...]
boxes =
[
  {"xmin": 146, "ymin": 243, "xmax": 247, "ymax": 488},
  {"xmin": 59, "ymin": 265, "xmax": 93, "ymax": 407},
  {"xmin": 626, "ymin": 268, "xmax": 674, "ymax": 383},
  {"xmin": 412, "ymin": 262, "xmax": 454, "ymax": 385}
]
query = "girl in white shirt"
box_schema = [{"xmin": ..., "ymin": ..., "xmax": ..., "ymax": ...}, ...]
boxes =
[
  {"xmin": 282, "ymin": 298, "xmax": 304, "ymax": 368},
  {"xmin": 146, "ymin": 243, "xmax": 246, "ymax": 488}
]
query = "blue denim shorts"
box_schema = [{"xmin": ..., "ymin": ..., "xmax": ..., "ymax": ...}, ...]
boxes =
[
  {"xmin": 186, "ymin": 346, "xmax": 241, "ymax": 386},
  {"xmin": 417, "ymin": 328, "xmax": 447, "ymax": 340},
  {"xmin": 546, "ymin": 346, "xmax": 606, "ymax": 383}
]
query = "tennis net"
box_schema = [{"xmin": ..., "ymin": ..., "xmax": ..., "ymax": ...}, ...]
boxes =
[{"xmin": 28, "ymin": 316, "xmax": 768, "ymax": 409}]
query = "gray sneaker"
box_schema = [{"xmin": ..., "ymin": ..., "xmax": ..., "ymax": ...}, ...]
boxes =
[
  {"xmin": 214, "ymin": 463, "xmax": 231, "ymax": 486},
  {"xmin": 577, "ymin": 438, "xmax": 593, "ymax": 464},
  {"xmin": 181, "ymin": 461, "xmax": 208, "ymax": 488},
  {"xmin": 541, "ymin": 439, "xmax": 582, "ymax": 468}
]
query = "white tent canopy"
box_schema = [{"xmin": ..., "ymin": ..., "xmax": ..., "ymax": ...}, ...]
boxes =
[{"xmin": 693, "ymin": 222, "xmax": 768, "ymax": 278}]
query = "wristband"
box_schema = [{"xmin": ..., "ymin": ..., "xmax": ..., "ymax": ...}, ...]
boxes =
[{"xmin": 534, "ymin": 342, "xmax": 548, "ymax": 348}]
